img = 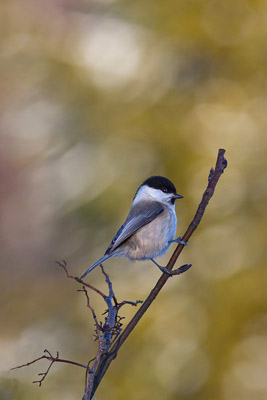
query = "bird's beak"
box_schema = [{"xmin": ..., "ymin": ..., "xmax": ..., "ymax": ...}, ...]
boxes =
[{"xmin": 174, "ymin": 193, "xmax": 183, "ymax": 199}]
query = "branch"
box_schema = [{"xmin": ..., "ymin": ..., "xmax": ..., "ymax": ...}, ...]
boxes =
[
  {"xmin": 56, "ymin": 260, "xmax": 107, "ymax": 300},
  {"xmin": 12, "ymin": 149, "xmax": 226, "ymax": 399},
  {"xmin": 12, "ymin": 262, "xmax": 145, "ymax": 396},
  {"xmin": 90, "ymin": 148, "xmax": 227, "ymax": 397},
  {"xmin": 11, "ymin": 349, "xmax": 87, "ymax": 387}
]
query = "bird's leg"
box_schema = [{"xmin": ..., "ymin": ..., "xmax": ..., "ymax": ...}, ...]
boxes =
[
  {"xmin": 169, "ymin": 236, "xmax": 188, "ymax": 246},
  {"xmin": 150, "ymin": 259, "xmax": 172, "ymax": 276}
]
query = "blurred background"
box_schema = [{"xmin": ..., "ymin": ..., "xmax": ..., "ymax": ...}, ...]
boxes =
[{"xmin": 0, "ymin": 0, "xmax": 266, "ymax": 399}]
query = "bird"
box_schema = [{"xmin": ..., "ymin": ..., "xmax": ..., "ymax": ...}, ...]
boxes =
[{"xmin": 80, "ymin": 176, "xmax": 186, "ymax": 279}]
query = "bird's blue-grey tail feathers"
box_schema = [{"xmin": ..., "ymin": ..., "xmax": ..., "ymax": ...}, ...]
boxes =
[{"xmin": 80, "ymin": 254, "xmax": 113, "ymax": 279}]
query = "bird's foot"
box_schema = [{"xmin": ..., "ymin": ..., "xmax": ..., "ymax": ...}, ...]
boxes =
[
  {"xmin": 169, "ymin": 236, "xmax": 188, "ymax": 246},
  {"xmin": 150, "ymin": 259, "xmax": 173, "ymax": 276}
]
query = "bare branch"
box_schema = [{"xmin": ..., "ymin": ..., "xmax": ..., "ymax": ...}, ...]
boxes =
[
  {"xmin": 90, "ymin": 148, "xmax": 227, "ymax": 398},
  {"xmin": 11, "ymin": 349, "xmax": 87, "ymax": 387},
  {"xmin": 56, "ymin": 260, "xmax": 107, "ymax": 300},
  {"xmin": 116, "ymin": 299, "xmax": 143, "ymax": 310},
  {"xmin": 78, "ymin": 287, "xmax": 102, "ymax": 342},
  {"xmin": 14, "ymin": 150, "xmax": 227, "ymax": 400}
]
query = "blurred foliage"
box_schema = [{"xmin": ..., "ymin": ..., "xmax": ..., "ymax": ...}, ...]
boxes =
[{"xmin": 0, "ymin": 0, "xmax": 267, "ymax": 399}]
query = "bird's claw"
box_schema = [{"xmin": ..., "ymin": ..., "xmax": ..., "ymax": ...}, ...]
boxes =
[
  {"xmin": 159, "ymin": 266, "xmax": 173, "ymax": 276},
  {"xmin": 150, "ymin": 258, "xmax": 173, "ymax": 276},
  {"xmin": 169, "ymin": 236, "xmax": 188, "ymax": 246}
]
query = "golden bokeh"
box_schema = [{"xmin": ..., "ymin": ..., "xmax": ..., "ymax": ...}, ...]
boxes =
[{"xmin": 0, "ymin": 1, "xmax": 266, "ymax": 399}]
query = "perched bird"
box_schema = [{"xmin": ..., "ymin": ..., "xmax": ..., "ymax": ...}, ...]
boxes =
[{"xmin": 80, "ymin": 176, "xmax": 186, "ymax": 278}]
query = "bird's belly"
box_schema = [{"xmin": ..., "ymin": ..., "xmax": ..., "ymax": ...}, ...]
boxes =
[{"xmin": 123, "ymin": 210, "xmax": 177, "ymax": 261}]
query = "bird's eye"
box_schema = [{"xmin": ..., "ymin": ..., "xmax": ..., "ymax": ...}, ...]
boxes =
[{"xmin": 162, "ymin": 188, "xmax": 168, "ymax": 193}]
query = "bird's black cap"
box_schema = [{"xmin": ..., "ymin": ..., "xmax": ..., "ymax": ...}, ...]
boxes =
[{"xmin": 142, "ymin": 176, "xmax": 177, "ymax": 194}]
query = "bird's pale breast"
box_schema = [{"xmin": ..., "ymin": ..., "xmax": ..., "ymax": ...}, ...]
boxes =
[{"xmin": 123, "ymin": 206, "xmax": 177, "ymax": 260}]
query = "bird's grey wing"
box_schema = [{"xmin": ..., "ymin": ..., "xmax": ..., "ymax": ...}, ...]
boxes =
[{"xmin": 105, "ymin": 201, "xmax": 164, "ymax": 255}]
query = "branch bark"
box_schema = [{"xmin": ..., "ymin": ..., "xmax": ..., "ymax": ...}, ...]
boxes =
[{"xmin": 90, "ymin": 148, "xmax": 227, "ymax": 398}]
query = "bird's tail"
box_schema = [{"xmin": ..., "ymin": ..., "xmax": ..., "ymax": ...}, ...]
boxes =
[{"xmin": 80, "ymin": 254, "xmax": 113, "ymax": 279}]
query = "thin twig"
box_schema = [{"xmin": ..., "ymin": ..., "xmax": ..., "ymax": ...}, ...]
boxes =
[
  {"xmin": 116, "ymin": 299, "xmax": 143, "ymax": 310},
  {"xmin": 56, "ymin": 260, "xmax": 107, "ymax": 300},
  {"xmin": 11, "ymin": 349, "xmax": 87, "ymax": 387},
  {"xmin": 78, "ymin": 287, "xmax": 102, "ymax": 341}
]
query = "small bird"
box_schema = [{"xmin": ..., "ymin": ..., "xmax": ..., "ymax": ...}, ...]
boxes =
[{"xmin": 80, "ymin": 176, "xmax": 186, "ymax": 278}]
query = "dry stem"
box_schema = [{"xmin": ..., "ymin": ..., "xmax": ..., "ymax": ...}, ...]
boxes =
[{"xmin": 90, "ymin": 148, "xmax": 227, "ymax": 398}]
